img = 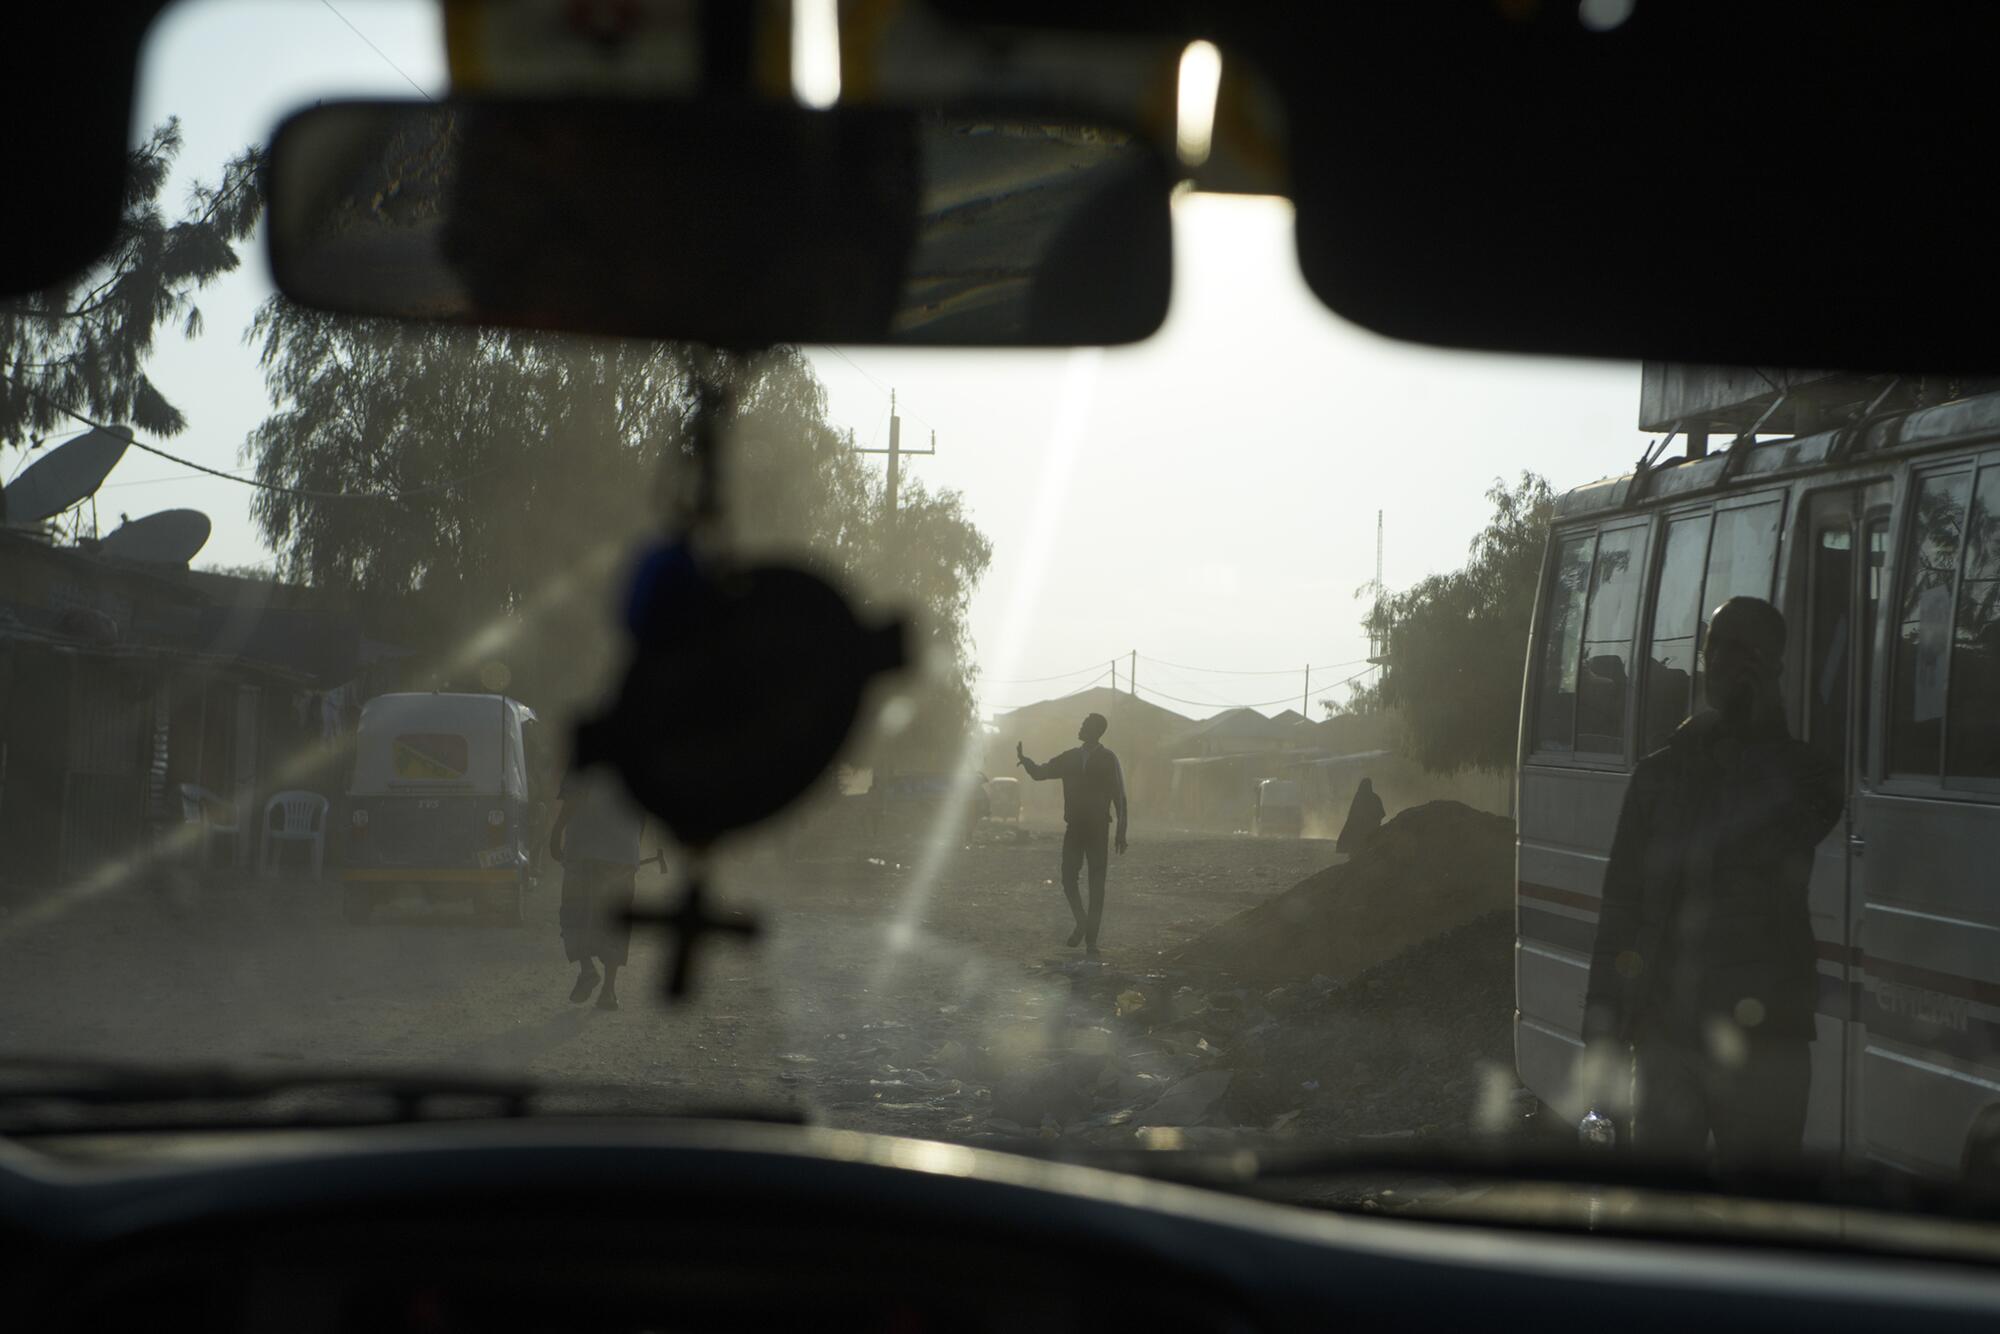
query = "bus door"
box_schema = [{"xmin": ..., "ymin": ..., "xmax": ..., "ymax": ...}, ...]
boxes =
[
  {"xmin": 1855, "ymin": 458, "xmax": 2000, "ymax": 1175},
  {"xmin": 1793, "ymin": 484, "xmax": 1888, "ymax": 1157}
]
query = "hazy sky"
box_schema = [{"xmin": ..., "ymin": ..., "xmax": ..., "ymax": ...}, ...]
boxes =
[{"xmin": 114, "ymin": 0, "xmax": 1647, "ymax": 721}]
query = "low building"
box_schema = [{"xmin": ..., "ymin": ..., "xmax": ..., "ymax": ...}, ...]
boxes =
[
  {"xmin": 1162, "ymin": 707, "xmax": 1332, "ymax": 831},
  {"xmin": 986, "ymin": 686, "xmax": 1191, "ymax": 824},
  {"xmin": 0, "ymin": 531, "xmax": 404, "ymax": 888},
  {"xmin": 1169, "ymin": 705, "xmax": 1303, "ymax": 758}
]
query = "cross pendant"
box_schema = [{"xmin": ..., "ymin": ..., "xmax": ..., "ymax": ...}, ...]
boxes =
[{"xmin": 622, "ymin": 872, "xmax": 761, "ymax": 1002}]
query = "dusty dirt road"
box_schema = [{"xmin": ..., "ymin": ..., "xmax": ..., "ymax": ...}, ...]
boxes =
[{"xmin": 0, "ymin": 825, "xmax": 1354, "ymax": 1144}]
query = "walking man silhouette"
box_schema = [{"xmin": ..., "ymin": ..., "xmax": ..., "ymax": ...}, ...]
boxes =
[
  {"xmin": 549, "ymin": 764, "xmax": 649, "ymax": 1011},
  {"xmin": 1018, "ymin": 712, "xmax": 1128, "ymax": 957}
]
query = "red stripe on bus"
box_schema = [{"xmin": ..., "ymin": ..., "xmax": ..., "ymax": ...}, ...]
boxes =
[
  {"xmin": 1524, "ymin": 887, "xmax": 2000, "ymax": 1008},
  {"xmin": 1517, "ymin": 881, "xmax": 1600, "ymax": 914},
  {"xmin": 1866, "ymin": 954, "xmax": 2000, "ymax": 1009}
]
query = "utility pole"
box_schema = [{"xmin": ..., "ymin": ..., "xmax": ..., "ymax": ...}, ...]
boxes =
[
  {"xmin": 1367, "ymin": 510, "xmax": 1392, "ymax": 668},
  {"xmin": 1376, "ymin": 509, "xmax": 1384, "ymax": 593},
  {"xmin": 1129, "ymin": 650, "xmax": 1137, "ymax": 698},
  {"xmin": 856, "ymin": 389, "xmax": 936, "ymax": 517},
  {"xmin": 1110, "ymin": 658, "xmax": 1118, "ymax": 694},
  {"xmin": 1303, "ymin": 664, "xmax": 1311, "ymax": 718}
]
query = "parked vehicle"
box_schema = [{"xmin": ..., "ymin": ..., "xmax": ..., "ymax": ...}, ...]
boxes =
[
  {"xmin": 868, "ymin": 770, "xmax": 989, "ymax": 838},
  {"xmin": 339, "ymin": 692, "xmax": 539, "ymax": 925},
  {"xmin": 1516, "ymin": 378, "xmax": 2000, "ymax": 1175},
  {"xmin": 1252, "ymin": 778, "xmax": 1302, "ymax": 837},
  {"xmin": 986, "ymin": 775, "xmax": 1022, "ymax": 822}
]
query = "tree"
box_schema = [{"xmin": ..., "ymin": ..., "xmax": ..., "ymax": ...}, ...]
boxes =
[
  {"xmin": 1322, "ymin": 674, "xmax": 1385, "ymax": 719},
  {"xmin": 0, "ymin": 119, "xmax": 262, "ymax": 445},
  {"xmin": 1364, "ymin": 472, "xmax": 1555, "ymax": 774},
  {"xmin": 243, "ymin": 303, "xmax": 992, "ymax": 765}
]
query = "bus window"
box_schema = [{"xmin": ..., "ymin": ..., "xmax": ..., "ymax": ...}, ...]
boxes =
[
  {"xmin": 1860, "ymin": 516, "xmax": 1887, "ymax": 777},
  {"xmin": 1890, "ymin": 470, "xmax": 1972, "ymax": 776},
  {"xmin": 1533, "ymin": 533, "xmax": 1596, "ymax": 753},
  {"xmin": 1576, "ymin": 526, "xmax": 1645, "ymax": 755},
  {"xmin": 1694, "ymin": 500, "xmax": 1782, "ymax": 708},
  {"xmin": 1946, "ymin": 467, "xmax": 2000, "ymax": 780},
  {"xmin": 1808, "ymin": 525, "xmax": 1854, "ymax": 770},
  {"xmin": 1641, "ymin": 513, "xmax": 1712, "ymax": 751}
]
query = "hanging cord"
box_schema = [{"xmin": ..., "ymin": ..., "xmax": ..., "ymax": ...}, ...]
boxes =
[
  {"xmin": 653, "ymin": 362, "xmax": 738, "ymax": 547},
  {"xmin": 690, "ymin": 377, "xmax": 729, "ymax": 530}
]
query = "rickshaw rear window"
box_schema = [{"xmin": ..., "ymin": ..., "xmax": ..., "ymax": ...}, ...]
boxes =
[{"xmin": 393, "ymin": 734, "xmax": 470, "ymax": 782}]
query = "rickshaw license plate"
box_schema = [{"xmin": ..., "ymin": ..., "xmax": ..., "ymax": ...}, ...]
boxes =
[{"xmin": 477, "ymin": 847, "xmax": 516, "ymax": 869}]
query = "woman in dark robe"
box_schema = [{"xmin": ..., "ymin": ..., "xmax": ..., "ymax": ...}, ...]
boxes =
[{"xmin": 1336, "ymin": 777, "xmax": 1384, "ymax": 856}]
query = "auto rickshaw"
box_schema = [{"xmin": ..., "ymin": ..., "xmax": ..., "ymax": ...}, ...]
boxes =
[
  {"xmin": 339, "ymin": 692, "xmax": 539, "ymax": 924},
  {"xmin": 986, "ymin": 775, "xmax": 1022, "ymax": 822}
]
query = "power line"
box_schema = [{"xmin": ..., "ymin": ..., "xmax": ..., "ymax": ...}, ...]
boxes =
[
  {"xmin": 989, "ymin": 650, "xmax": 1376, "ymax": 682},
  {"xmin": 98, "ymin": 474, "xmax": 200, "ymax": 492},
  {"xmin": 977, "ymin": 661, "xmax": 1112, "ymax": 686},
  {"xmin": 1129, "ymin": 663, "xmax": 1380, "ymax": 714},
  {"xmin": 979, "ymin": 650, "xmax": 1377, "ymax": 696},
  {"xmin": 319, "ymin": 0, "xmax": 436, "ymax": 102},
  {"xmin": 1136, "ymin": 684, "xmax": 1304, "ymax": 716},
  {"xmin": 987, "ymin": 670, "xmax": 1112, "ymax": 712},
  {"xmin": 816, "ymin": 344, "xmax": 940, "ymax": 435},
  {"xmin": 2, "ymin": 376, "xmax": 498, "ymax": 503},
  {"xmin": 1133, "ymin": 661, "xmax": 1242, "ymax": 709},
  {"xmin": 817, "ymin": 342, "xmax": 885, "ymax": 390},
  {"xmin": 136, "ymin": 437, "xmax": 496, "ymax": 502},
  {"xmin": 1139, "ymin": 651, "xmax": 1372, "ymax": 677},
  {"xmin": 1314, "ymin": 664, "xmax": 1381, "ymax": 696}
]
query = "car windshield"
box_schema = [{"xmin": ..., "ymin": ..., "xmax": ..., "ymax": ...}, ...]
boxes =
[{"xmin": 5, "ymin": 0, "xmax": 1996, "ymax": 1244}]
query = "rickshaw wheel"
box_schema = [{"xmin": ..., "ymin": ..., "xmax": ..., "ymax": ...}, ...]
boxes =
[{"xmin": 341, "ymin": 885, "xmax": 374, "ymax": 925}]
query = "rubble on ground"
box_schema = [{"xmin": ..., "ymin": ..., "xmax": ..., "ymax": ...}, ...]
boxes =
[
  {"xmin": 786, "ymin": 804, "xmax": 1519, "ymax": 1153},
  {"xmin": 798, "ymin": 908, "xmax": 1517, "ymax": 1152},
  {"xmin": 1171, "ymin": 801, "xmax": 1514, "ymax": 985}
]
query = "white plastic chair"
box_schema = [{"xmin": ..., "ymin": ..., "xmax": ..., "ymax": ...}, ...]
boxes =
[
  {"xmin": 179, "ymin": 783, "xmax": 242, "ymax": 870},
  {"xmin": 261, "ymin": 790, "xmax": 329, "ymax": 879}
]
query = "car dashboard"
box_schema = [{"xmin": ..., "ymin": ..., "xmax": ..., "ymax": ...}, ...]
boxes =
[{"xmin": 4, "ymin": 1120, "xmax": 2000, "ymax": 1333}]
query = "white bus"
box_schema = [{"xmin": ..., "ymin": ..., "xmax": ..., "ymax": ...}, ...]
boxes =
[{"xmin": 1516, "ymin": 380, "xmax": 2000, "ymax": 1175}]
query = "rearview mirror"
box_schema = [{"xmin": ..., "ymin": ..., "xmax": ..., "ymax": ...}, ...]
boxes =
[{"xmin": 267, "ymin": 98, "xmax": 1173, "ymax": 347}]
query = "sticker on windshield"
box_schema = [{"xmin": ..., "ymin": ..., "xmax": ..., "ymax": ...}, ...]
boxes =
[{"xmin": 393, "ymin": 733, "xmax": 469, "ymax": 781}]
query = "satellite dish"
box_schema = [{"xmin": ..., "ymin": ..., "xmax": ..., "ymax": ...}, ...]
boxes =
[
  {"xmin": 3, "ymin": 425, "xmax": 133, "ymax": 523},
  {"xmin": 96, "ymin": 509, "xmax": 211, "ymax": 566}
]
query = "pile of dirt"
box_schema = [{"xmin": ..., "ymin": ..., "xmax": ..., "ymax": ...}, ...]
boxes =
[
  {"xmin": 1173, "ymin": 801, "xmax": 1513, "ymax": 986},
  {"xmin": 743, "ymin": 807, "xmax": 1518, "ymax": 1151},
  {"xmin": 942, "ymin": 907, "xmax": 1519, "ymax": 1151},
  {"xmin": 1219, "ymin": 909, "xmax": 1517, "ymax": 1140}
]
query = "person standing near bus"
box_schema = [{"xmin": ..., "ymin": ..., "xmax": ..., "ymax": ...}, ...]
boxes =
[
  {"xmin": 1582, "ymin": 596, "xmax": 1843, "ymax": 1167},
  {"xmin": 549, "ymin": 765, "xmax": 648, "ymax": 1011},
  {"xmin": 1017, "ymin": 712, "xmax": 1128, "ymax": 957}
]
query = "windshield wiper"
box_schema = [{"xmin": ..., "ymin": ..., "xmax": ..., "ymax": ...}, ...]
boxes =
[{"xmin": 0, "ymin": 1055, "xmax": 807, "ymax": 1134}]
